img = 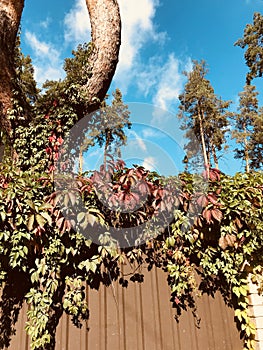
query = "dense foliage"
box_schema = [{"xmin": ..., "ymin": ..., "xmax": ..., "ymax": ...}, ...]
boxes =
[
  {"xmin": 0, "ymin": 159, "xmax": 262, "ymax": 350},
  {"xmin": 235, "ymin": 12, "xmax": 263, "ymax": 84}
]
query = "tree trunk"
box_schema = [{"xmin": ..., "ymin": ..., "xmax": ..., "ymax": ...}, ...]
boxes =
[
  {"xmin": 85, "ymin": 0, "xmax": 121, "ymax": 113},
  {"xmin": 103, "ymin": 129, "xmax": 111, "ymax": 167},
  {"xmin": 79, "ymin": 148, "xmax": 83, "ymax": 174},
  {"xmin": 212, "ymin": 143, "xmax": 219, "ymax": 169},
  {"xmin": 244, "ymin": 139, "xmax": 250, "ymax": 173},
  {"xmin": 242, "ymin": 122, "xmax": 250, "ymax": 173},
  {"xmin": 197, "ymin": 106, "xmax": 209, "ymax": 169},
  {"xmin": 0, "ymin": 0, "xmax": 24, "ymax": 137}
]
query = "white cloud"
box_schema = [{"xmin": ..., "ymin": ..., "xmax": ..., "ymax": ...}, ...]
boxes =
[
  {"xmin": 39, "ymin": 17, "xmax": 51, "ymax": 29},
  {"xmin": 64, "ymin": 0, "xmax": 91, "ymax": 46},
  {"xmin": 127, "ymin": 130, "xmax": 147, "ymax": 151},
  {"xmin": 142, "ymin": 156, "xmax": 157, "ymax": 171},
  {"xmin": 137, "ymin": 138, "xmax": 147, "ymax": 152},
  {"xmin": 154, "ymin": 54, "xmax": 191, "ymax": 112},
  {"xmin": 25, "ymin": 31, "xmax": 64, "ymax": 85},
  {"xmin": 114, "ymin": 0, "xmax": 166, "ymax": 92},
  {"xmin": 142, "ymin": 127, "xmax": 160, "ymax": 139},
  {"xmin": 112, "ymin": 0, "xmax": 192, "ymax": 116},
  {"xmin": 87, "ymin": 148, "xmax": 102, "ymax": 158},
  {"xmin": 134, "ymin": 54, "xmax": 192, "ymax": 122}
]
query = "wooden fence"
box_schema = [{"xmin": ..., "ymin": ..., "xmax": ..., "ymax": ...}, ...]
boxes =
[{"xmin": 2, "ymin": 264, "xmax": 243, "ymax": 350}]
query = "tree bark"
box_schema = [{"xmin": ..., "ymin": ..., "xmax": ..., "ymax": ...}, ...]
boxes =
[
  {"xmin": 85, "ymin": 0, "xmax": 121, "ymax": 113},
  {"xmin": 0, "ymin": 0, "xmax": 24, "ymax": 136}
]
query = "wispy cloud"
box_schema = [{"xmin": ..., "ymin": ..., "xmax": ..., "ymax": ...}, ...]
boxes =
[
  {"xmin": 64, "ymin": 0, "xmax": 91, "ymax": 47},
  {"xmin": 25, "ymin": 31, "xmax": 64, "ymax": 85},
  {"xmin": 142, "ymin": 156, "xmax": 157, "ymax": 171},
  {"xmin": 39, "ymin": 17, "xmax": 51, "ymax": 29},
  {"xmin": 135, "ymin": 54, "xmax": 192, "ymax": 122},
  {"xmin": 114, "ymin": 0, "xmax": 166, "ymax": 93},
  {"xmin": 154, "ymin": 54, "xmax": 190, "ymax": 112},
  {"xmin": 113, "ymin": 0, "xmax": 192, "ymax": 115},
  {"xmin": 142, "ymin": 127, "xmax": 161, "ymax": 139},
  {"xmin": 127, "ymin": 130, "xmax": 147, "ymax": 152}
]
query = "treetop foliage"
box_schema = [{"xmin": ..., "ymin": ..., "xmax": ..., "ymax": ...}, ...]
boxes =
[
  {"xmin": 235, "ymin": 12, "xmax": 263, "ymax": 84},
  {"xmin": 178, "ymin": 60, "xmax": 231, "ymax": 170}
]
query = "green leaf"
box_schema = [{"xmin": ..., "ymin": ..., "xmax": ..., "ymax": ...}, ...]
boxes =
[
  {"xmin": 40, "ymin": 211, "xmax": 52, "ymax": 226},
  {"xmin": 27, "ymin": 214, "xmax": 35, "ymax": 231},
  {"xmin": 77, "ymin": 212, "xmax": 85, "ymax": 223},
  {"xmin": 36, "ymin": 214, "xmax": 46, "ymax": 228},
  {"xmin": 86, "ymin": 213, "xmax": 97, "ymax": 226}
]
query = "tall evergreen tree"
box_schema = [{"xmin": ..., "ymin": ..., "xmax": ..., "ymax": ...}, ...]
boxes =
[
  {"xmin": 178, "ymin": 60, "xmax": 230, "ymax": 170},
  {"xmin": 232, "ymin": 84, "xmax": 259, "ymax": 172},
  {"xmin": 78, "ymin": 88, "xmax": 131, "ymax": 171},
  {"xmin": 100, "ymin": 88, "xmax": 131, "ymax": 166}
]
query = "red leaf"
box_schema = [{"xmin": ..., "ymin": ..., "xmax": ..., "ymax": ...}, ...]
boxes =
[
  {"xmin": 211, "ymin": 208, "xmax": 223, "ymax": 222},
  {"xmin": 207, "ymin": 193, "xmax": 218, "ymax": 205},
  {"xmin": 203, "ymin": 208, "xmax": 212, "ymax": 223},
  {"xmin": 196, "ymin": 194, "xmax": 209, "ymax": 207},
  {"xmin": 174, "ymin": 297, "xmax": 181, "ymax": 305}
]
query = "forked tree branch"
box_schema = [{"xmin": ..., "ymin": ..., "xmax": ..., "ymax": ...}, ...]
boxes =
[{"xmin": 0, "ymin": 0, "xmax": 121, "ymax": 136}]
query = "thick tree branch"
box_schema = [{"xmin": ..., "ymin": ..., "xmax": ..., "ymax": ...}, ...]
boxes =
[
  {"xmin": 85, "ymin": 0, "xmax": 121, "ymax": 113},
  {"xmin": 0, "ymin": 0, "xmax": 121, "ymax": 137}
]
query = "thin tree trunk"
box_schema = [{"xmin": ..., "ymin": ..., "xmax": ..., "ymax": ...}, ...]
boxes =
[
  {"xmin": 198, "ymin": 107, "xmax": 209, "ymax": 168},
  {"xmin": 103, "ymin": 129, "xmax": 111, "ymax": 167},
  {"xmin": 207, "ymin": 144, "xmax": 211, "ymax": 167},
  {"xmin": 79, "ymin": 147, "xmax": 83, "ymax": 173},
  {"xmin": 0, "ymin": 0, "xmax": 24, "ymax": 137},
  {"xmin": 243, "ymin": 123, "xmax": 250, "ymax": 173},
  {"xmin": 212, "ymin": 143, "xmax": 219, "ymax": 169},
  {"xmin": 244, "ymin": 139, "xmax": 250, "ymax": 173}
]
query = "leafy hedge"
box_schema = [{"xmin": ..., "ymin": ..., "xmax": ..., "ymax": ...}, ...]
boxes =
[{"xmin": 0, "ymin": 160, "xmax": 262, "ymax": 350}]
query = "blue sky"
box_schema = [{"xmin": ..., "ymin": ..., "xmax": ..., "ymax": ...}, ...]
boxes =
[{"xmin": 20, "ymin": 0, "xmax": 263, "ymax": 175}]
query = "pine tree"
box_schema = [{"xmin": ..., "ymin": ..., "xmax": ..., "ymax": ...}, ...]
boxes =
[
  {"xmin": 79, "ymin": 88, "xmax": 131, "ymax": 171},
  {"xmin": 178, "ymin": 60, "xmax": 230, "ymax": 170},
  {"xmin": 232, "ymin": 84, "xmax": 259, "ymax": 172},
  {"xmin": 101, "ymin": 88, "xmax": 131, "ymax": 166}
]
